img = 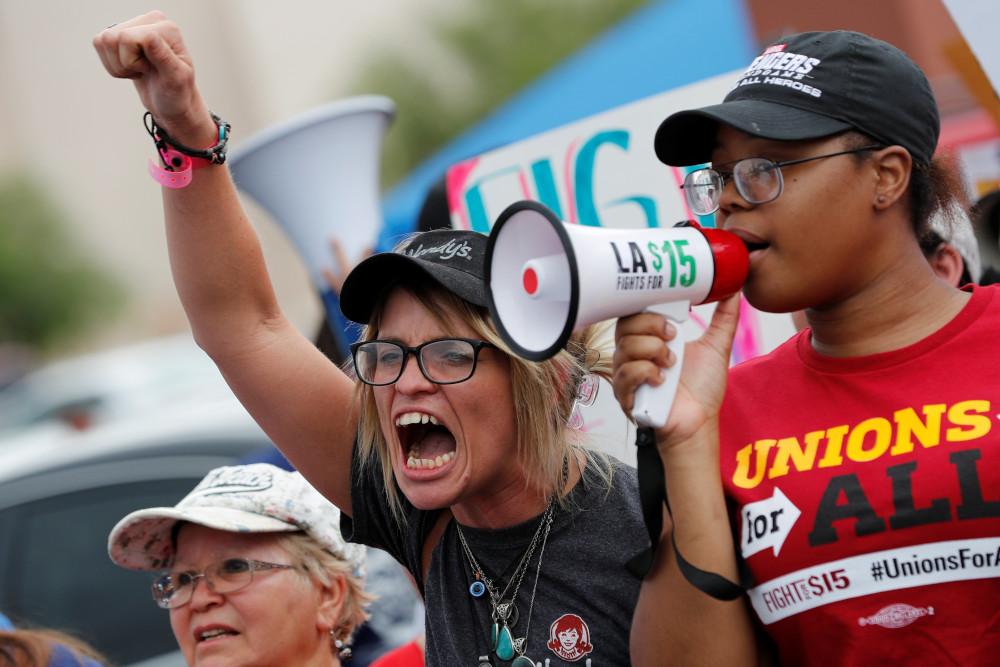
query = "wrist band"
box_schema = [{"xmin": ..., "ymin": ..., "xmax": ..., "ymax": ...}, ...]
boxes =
[
  {"xmin": 143, "ymin": 111, "xmax": 231, "ymax": 188},
  {"xmin": 148, "ymin": 148, "xmax": 192, "ymax": 189},
  {"xmin": 144, "ymin": 111, "xmax": 231, "ymax": 166}
]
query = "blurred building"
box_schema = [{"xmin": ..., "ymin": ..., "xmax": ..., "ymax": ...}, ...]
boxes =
[
  {"xmin": 0, "ymin": 0, "xmax": 996, "ymax": 358},
  {"xmin": 0, "ymin": 0, "xmax": 455, "ymax": 353}
]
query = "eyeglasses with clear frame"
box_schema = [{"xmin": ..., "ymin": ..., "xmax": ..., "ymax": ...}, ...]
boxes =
[
  {"xmin": 152, "ymin": 557, "xmax": 296, "ymax": 609},
  {"xmin": 680, "ymin": 145, "xmax": 885, "ymax": 216},
  {"xmin": 350, "ymin": 337, "xmax": 498, "ymax": 386}
]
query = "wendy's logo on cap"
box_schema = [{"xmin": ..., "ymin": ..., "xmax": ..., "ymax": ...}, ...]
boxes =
[{"xmin": 404, "ymin": 239, "xmax": 474, "ymax": 262}]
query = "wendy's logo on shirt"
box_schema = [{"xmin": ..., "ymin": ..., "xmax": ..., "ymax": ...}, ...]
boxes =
[
  {"xmin": 858, "ymin": 603, "xmax": 934, "ymax": 629},
  {"xmin": 547, "ymin": 614, "xmax": 593, "ymax": 662}
]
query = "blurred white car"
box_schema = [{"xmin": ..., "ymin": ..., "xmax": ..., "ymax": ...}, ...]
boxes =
[
  {"xmin": 0, "ymin": 335, "xmax": 234, "ymax": 438},
  {"xmin": 0, "ymin": 337, "xmax": 422, "ymax": 666},
  {"xmin": 0, "ymin": 394, "xmax": 278, "ymax": 666}
]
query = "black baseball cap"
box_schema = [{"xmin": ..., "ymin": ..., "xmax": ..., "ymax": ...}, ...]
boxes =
[
  {"xmin": 340, "ymin": 229, "xmax": 489, "ymax": 324},
  {"xmin": 655, "ymin": 30, "xmax": 940, "ymax": 167}
]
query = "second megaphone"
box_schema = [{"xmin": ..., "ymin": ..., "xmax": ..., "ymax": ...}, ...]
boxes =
[{"xmin": 484, "ymin": 200, "xmax": 749, "ymax": 428}]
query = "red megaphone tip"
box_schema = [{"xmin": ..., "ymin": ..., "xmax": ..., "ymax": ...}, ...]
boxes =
[{"xmin": 700, "ymin": 227, "xmax": 749, "ymax": 304}]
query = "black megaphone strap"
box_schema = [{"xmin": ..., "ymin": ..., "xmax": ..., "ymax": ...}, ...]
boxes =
[{"xmin": 626, "ymin": 426, "xmax": 752, "ymax": 600}]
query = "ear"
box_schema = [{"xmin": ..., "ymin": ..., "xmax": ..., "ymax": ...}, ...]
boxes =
[
  {"xmin": 315, "ymin": 573, "xmax": 348, "ymax": 635},
  {"xmin": 926, "ymin": 243, "xmax": 965, "ymax": 287},
  {"xmin": 871, "ymin": 145, "xmax": 912, "ymax": 211}
]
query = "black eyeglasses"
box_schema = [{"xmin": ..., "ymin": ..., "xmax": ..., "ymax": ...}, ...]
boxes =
[
  {"xmin": 350, "ymin": 338, "xmax": 497, "ymax": 386},
  {"xmin": 680, "ymin": 145, "xmax": 885, "ymax": 216},
  {"xmin": 152, "ymin": 557, "xmax": 296, "ymax": 609}
]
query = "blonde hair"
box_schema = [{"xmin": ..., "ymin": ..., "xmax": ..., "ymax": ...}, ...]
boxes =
[
  {"xmin": 274, "ymin": 532, "xmax": 373, "ymax": 645},
  {"xmin": 352, "ymin": 273, "xmax": 616, "ymax": 521}
]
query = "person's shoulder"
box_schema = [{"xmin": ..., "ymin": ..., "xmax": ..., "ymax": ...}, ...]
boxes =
[
  {"xmin": 571, "ymin": 449, "xmax": 635, "ymax": 498},
  {"xmin": 47, "ymin": 644, "xmax": 105, "ymax": 667},
  {"xmin": 729, "ymin": 329, "xmax": 805, "ymax": 382},
  {"xmin": 583, "ymin": 449, "xmax": 637, "ymax": 479},
  {"xmin": 958, "ymin": 283, "xmax": 1000, "ymax": 327},
  {"xmin": 603, "ymin": 451, "xmax": 637, "ymax": 474},
  {"xmin": 973, "ymin": 282, "xmax": 1000, "ymax": 305},
  {"xmin": 369, "ymin": 638, "xmax": 425, "ymax": 667},
  {"xmin": 583, "ymin": 451, "xmax": 640, "ymax": 507}
]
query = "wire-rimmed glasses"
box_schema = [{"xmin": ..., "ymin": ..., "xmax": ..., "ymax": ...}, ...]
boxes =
[
  {"xmin": 680, "ymin": 145, "xmax": 885, "ymax": 216},
  {"xmin": 152, "ymin": 557, "xmax": 296, "ymax": 609},
  {"xmin": 350, "ymin": 337, "xmax": 498, "ymax": 386}
]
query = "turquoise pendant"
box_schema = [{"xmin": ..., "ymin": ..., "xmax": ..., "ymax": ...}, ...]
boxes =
[
  {"xmin": 511, "ymin": 656, "xmax": 534, "ymax": 667},
  {"xmin": 490, "ymin": 622, "xmax": 499, "ymax": 651},
  {"xmin": 495, "ymin": 625, "xmax": 515, "ymax": 661}
]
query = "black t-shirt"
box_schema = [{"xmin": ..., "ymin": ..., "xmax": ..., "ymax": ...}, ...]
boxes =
[{"xmin": 342, "ymin": 448, "xmax": 647, "ymax": 666}]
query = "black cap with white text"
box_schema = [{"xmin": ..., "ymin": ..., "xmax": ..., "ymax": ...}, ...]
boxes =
[
  {"xmin": 340, "ymin": 229, "xmax": 488, "ymax": 324},
  {"xmin": 654, "ymin": 30, "xmax": 940, "ymax": 168}
]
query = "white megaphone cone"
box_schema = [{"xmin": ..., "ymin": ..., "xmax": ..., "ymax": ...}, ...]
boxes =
[
  {"xmin": 229, "ymin": 96, "xmax": 395, "ymax": 282},
  {"xmin": 228, "ymin": 96, "xmax": 395, "ymax": 359},
  {"xmin": 485, "ymin": 200, "xmax": 748, "ymax": 428}
]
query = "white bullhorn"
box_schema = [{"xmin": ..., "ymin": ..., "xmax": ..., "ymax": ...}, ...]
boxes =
[
  {"xmin": 485, "ymin": 200, "xmax": 748, "ymax": 428},
  {"xmin": 228, "ymin": 96, "xmax": 396, "ymax": 288}
]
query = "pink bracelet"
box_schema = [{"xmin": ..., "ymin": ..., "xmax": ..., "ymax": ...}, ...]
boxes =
[
  {"xmin": 184, "ymin": 138, "xmax": 220, "ymax": 169},
  {"xmin": 148, "ymin": 148, "xmax": 193, "ymax": 188},
  {"xmin": 143, "ymin": 112, "xmax": 230, "ymax": 187}
]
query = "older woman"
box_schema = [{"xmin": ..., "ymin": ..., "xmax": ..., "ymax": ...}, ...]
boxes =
[
  {"xmin": 94, "ymin": 12, "xmax": 647, "ymax": 665},
  {"xmin": 108, "ymin": 463, "xmax": 370, "ymax": 666}
]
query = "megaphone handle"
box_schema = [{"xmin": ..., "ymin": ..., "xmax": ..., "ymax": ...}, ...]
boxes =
[{"xmin": 631, "ymin": 301, "xmax": 690, "ymax": 429}]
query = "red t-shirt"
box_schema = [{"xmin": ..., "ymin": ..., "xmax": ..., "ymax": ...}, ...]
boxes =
[{"xmin": 721, "ymin": 285, "xmax": 1000, "ymax": 665}]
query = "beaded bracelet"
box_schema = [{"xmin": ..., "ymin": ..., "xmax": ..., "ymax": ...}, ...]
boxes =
[{"xmin": 144, "ymin": 112, "xmax": 231, "ymax": 187}]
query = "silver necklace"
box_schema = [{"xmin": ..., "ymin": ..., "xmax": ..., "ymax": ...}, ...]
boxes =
[
  {"xmin": 459, "ymin": 510, "xmax": 542, "ymax": 610},
  {"xmin": 456, "ymin": 495, "xmax": 556, "ymax": 667}
]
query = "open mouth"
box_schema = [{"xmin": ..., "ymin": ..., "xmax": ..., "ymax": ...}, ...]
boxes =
[
  {"xmin": 742, "ymin": 239, "xmax": 769, "ymax": 253},
  {"xmin": 198, "ymin": 628, "xmax": 237, "ymax": 643},
  {"xmin": 727, "ymin": 227, "xmax": 769, "ymax": 256},
  {"xmin": 396, "ymin": 412, "xmax": 456, "ymax": 471}
]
